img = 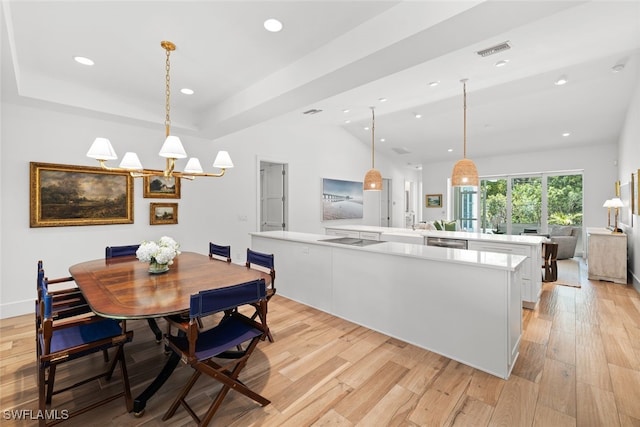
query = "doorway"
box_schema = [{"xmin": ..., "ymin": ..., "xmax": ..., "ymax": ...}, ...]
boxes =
[
  {"xmin": 259, "ymin": 161, "xmax": 288, "ymax": 231},
  {"xmin": 381, "ymin": 178, "xmax": 392, "ymax": 227}
]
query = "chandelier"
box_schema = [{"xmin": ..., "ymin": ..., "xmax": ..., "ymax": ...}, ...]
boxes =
[
  {"xmin": 451, "ymin": 79, "xmax": 478, "ymax": 187},
  {"xmin": 86, "ymin": 41, "xmax": 233, "ymax": 179},
  {"xmin": 363, "ymin": 107, "xmax": 382, "ymax": 191}
]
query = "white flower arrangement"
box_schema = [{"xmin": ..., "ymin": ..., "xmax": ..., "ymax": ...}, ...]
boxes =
[{"xmin": 136, "ymin": 236, "xmax": 181, "ymax": 265}]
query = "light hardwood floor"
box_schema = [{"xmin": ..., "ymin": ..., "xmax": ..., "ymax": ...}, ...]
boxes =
[{"xmin": 2, "ymin": 258, "xmax": 640, "ymax": 426}]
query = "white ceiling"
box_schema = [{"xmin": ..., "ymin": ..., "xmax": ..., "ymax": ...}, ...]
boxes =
[{"xmin": 2, "ymin": 1, "xmax": 640, "ymax": 169}]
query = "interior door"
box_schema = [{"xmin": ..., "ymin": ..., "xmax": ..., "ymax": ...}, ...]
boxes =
[{"xmin": 260, "ymin": 162, "xmax": 287, "ymax": 231}]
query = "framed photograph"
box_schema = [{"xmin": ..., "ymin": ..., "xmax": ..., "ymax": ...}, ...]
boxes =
[
  {"xmin": 322, "ymin": 178, "xmax": 363, "ymax": 220},
  {"xmin": 150, "ymin": 202, "xmax": 178, "ymax": 225},
  {"xmin": 143, "ymin": 176, "xmax": 180, "ymax": 199},
  {"xmin": 30, "ymin": 162, "xmax": 133, "ymax": 228},
  {"xmin": 425, "ymin": 194, "xmax": 442, "ymax": 208}
]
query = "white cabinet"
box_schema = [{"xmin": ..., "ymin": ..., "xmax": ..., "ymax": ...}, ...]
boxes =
[
  {"xmin": 359, "ymin": 231, "xmax": 381, "ymax": 241},
  {"xmin": 587, "ymin": 228, "xmax": 627, "ymax": 284},
  {"xmin": 468, "ymin": 240, "xmax": 541, "ymax": 309}
]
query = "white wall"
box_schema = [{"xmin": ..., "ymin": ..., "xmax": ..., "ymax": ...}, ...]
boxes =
[
  {"xmin": 0, "ymin": 101, "xmax": 411, "ymax": 318},
  {"xmin": 617, "ymin": 78, "xmax": 640, "ymax": 291}
]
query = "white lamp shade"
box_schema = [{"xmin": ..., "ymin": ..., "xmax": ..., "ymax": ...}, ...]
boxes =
[
  {"xmin": 213, "ymin": 151, "xmax": 234, "ymax": 169},
  {"xmin": 159, "ymin": 135, "xmax": 187, "ymax": 159},
  {"xmin": 183, "ymin": 157, "xmax": 204, "ymax": 174},
  {"xmin": 610, "ymin": 197, "xmax": 624, "ymax": 208},
  {"xmin": 87, "ymin": 137, "xmax": 117, "ymax": 160},
  {"xmin": 603, "ymin": 199, "xmax": 613, "ymax": 207},
  {"xmin": 119, "ymin": 152, "xmax": 143, "ymax": 170}
]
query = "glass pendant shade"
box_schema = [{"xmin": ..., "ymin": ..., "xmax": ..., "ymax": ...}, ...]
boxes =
[
  {"xmin": 364, "ymin": 168, "xmax": 383, "ymax": 190},
  {"xmin": 213, "ymin": 150, "xmax": 234, "ymax": 169},
  {"xmin": 87, "ymin": 138, "xmax": 117, "ymax": 160},
  {"xmin": 451, "ymin": 158, "xmax": 479, "ymax": 186}
]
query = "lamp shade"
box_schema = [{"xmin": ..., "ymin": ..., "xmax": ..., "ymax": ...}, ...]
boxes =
[
  {"xmin": 603, "ymin": 199, "xmax": 613, "ymax": 208},
  {"xmin": 213, "ymin": 151, "xmax": 234, "ymax": 169},
  {"xmin": 87, "ymin": 137, "xmax": 117, "ymax": 160},
  {"xmin": 364, "ymin": 168, "xmax": 383, "ymax": 191},
  {"xmin": 609, "ymin": 197, "xmax": 624, "ymax": 208},
  {"xmin": 451, "ymin": 158, "xmax": 479, "ymax": 187},
  {"xmin": 119, "ymin": 152, "xmax": 143, "ymax": 170},
  {"xmin": 159, "ymin": 135, "xmax": 187, "ymax": 159},
  {"xmin": 183, "ymin": 157, "xmax": 204, "ymax": 174}
]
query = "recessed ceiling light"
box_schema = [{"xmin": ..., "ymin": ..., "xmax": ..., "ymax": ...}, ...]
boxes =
[
  {"xmin": 378, "ymin": 98, "xmax": 387, "ymax": 103},
  {"xmin": 344, "ymin": 120, "xmax": 351, "ymax": 124},
  {"xmin": 380, "ymin": 138, "xmax": 385, "ymax": 142},
  {"xmin": 562, "ymin": 132, "xmax": 571, "ymax": 137},
  {"xmin": 428, "ymin": 81, "xmax": 439, "ymax": 87},
  {"xmin": 495, "ymin": 59, "xmax": 509, "ymax": 67},
  {"xmin": 180, "ymin": 88, "xmax": 194, "ymax": 95},
  {"xmin": 414, "ymin": 113, "xmax": 422, "ymax": 119},
  {"xmin": 554, "ymin": 75, "xmax": 568, "ymax": 86},
  {"xmin": 447, "ymin": 148, "xmax": 453, "ymax": 152},
  {"xmin": 264, "ymin": 18, "xmax": 283, "ymax": 32},
  {"xmin": 364, "ymin": 127, "xmax": 369, "ymax": 131},
  {"xmin": 74, "ymin": 56, "xmax": 94, "ymax": 66},
  {"xmin": 612, "ymin": 64, "xmax": 625, "ymax": 73},
  {"xmin": 342, "ymin": 109, "xmax": 350, "ymax": 113}
]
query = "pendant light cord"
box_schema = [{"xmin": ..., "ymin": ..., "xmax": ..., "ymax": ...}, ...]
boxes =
[
  {"xmin": 371, "ymin": 107, "xmax": 375, "ymax": 168},
  {"xmin": 462, "ymin": 79, "xmax": 467, "ymax": 159}
]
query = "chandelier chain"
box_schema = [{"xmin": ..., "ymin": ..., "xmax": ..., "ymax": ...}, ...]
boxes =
[
  {"xmin": 463, "ymin": 80, "xmax": 467, "ymax": 159},
  {"xmin": 165, "ymin": 46, "xmax": 171, "ymax": 136}
]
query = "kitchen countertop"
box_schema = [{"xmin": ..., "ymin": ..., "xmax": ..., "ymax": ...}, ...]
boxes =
[{"xmin": 251, "ymin": 230, "xmax": 526, "ymax": 272}]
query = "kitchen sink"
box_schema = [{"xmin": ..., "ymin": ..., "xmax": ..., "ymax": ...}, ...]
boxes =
[{"xmin": 320, "ymin": 237, "xmax": 384, "ymax": 246}]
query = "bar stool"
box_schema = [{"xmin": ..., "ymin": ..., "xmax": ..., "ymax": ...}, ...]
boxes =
[{"xmin": 542, "ymin": 242, "xmax": 558, "ymax": 282}]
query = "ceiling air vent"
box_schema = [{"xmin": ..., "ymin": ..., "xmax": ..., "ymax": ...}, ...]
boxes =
[
  {"xmin": 302, "ymin": 108, "xmax": 323, "ymax": 115},
  {"xmin": 476, "ymin": 41, "xmax": 511, "ymax": 57},
  {"xmin": 392, "ymin": 147, "xmax": 411, "ymax": 155}
]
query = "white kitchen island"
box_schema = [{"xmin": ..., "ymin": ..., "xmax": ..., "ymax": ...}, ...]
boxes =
[
  {"xmin": 251, "ymin": 230, "xmax": 526, "ymax": 379},
  {"xmin": 325, "ymin": 225, "xmax": 545, "ymax": 309}
]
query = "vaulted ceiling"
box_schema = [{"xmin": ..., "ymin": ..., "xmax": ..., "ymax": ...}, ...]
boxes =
[{"xmin": 2, "ymin": 1, "xmax": 639, "ymax": 169}]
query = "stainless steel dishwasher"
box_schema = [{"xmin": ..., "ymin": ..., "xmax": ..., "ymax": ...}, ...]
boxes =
[{"xmin": 426, "ymin": 236, "xmax": 468, "ymax": 249}]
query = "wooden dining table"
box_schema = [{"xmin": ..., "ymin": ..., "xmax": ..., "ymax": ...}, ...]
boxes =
[{"xmin": 69, "ymin": 251, "xmax": 271, "ymax": 416}]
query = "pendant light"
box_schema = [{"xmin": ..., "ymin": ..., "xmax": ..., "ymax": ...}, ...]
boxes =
[
  {"xmin": 87, "ymin": 41, "xmax": 233, "ymax": 179},
  {"xmin": 364, "ymin": 107, "xmax": 382, "ymax": 191},
  {"xmin": 451, "ymin": 79, "xmax": 479, "ymax": 187}
]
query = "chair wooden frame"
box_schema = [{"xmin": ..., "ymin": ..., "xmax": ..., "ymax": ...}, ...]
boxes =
[
  {"xmin": 37, "ymin": 284, "xmax": 133, "ymax": 426},
  {"xmin": 542, "ymin": 242, "xmax": 559, "ymax": 282},
  {"xmin": 245, "ymin": 248, "xmax": 276, "ymax": 342},
  {"xmin": 162, "ymin": 279, "xmax": 270, "ymax": 426}
]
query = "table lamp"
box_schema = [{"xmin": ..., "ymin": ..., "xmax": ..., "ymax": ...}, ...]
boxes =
[
  {"xmin": 603, "ymin": 199, "xmax": 613, "ymax": 228},
  {"xmin": 610, "ymin": 197, "xmax": 624, "ymax": 233}
]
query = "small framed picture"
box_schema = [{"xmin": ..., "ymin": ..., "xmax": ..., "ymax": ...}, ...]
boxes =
[
  {"xmin": 150, "ymin": 202, "xmax": 178, "ymax": 225},
  {"xmin": 425, "ymin": 194, "xmax": 442, "ymax": 208},
  {"xmin": 143, "ymin": 176, "xmax": 180, "ymax": 199}
]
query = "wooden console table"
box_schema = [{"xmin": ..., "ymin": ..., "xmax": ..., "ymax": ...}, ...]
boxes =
[{"xmin": 587, "ymin": 227, "xmax": 627, "ymax": 284}]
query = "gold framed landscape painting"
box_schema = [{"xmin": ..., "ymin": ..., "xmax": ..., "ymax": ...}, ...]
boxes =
[
  {"xmin": 425, "ymin": 194, "xmax": 442, "ymax": 208},
  {"xmin": 150, "ymin": 202, "xmax": 178, "ymax": 225},
  {"xmin": 30, "ymin": 162, "xmax": 133, "ymax": 228},
  {"xmin": 143, "ymin": 176, "xmax": 180, "ymax": 198}
]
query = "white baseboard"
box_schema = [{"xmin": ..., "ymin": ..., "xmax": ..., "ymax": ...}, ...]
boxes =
[{"xmin": 0, "ymin": 299, "xmax": 33, "ymax": 319}]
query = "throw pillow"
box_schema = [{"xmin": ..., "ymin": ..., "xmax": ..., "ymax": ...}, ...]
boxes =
[
  {"xmin": 433, "ymin": 220, "xmax": 442, "ymax": 231},
  {"xmin": 443, "ymin": 221, "xmax": 457, "ymax": 231}
]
